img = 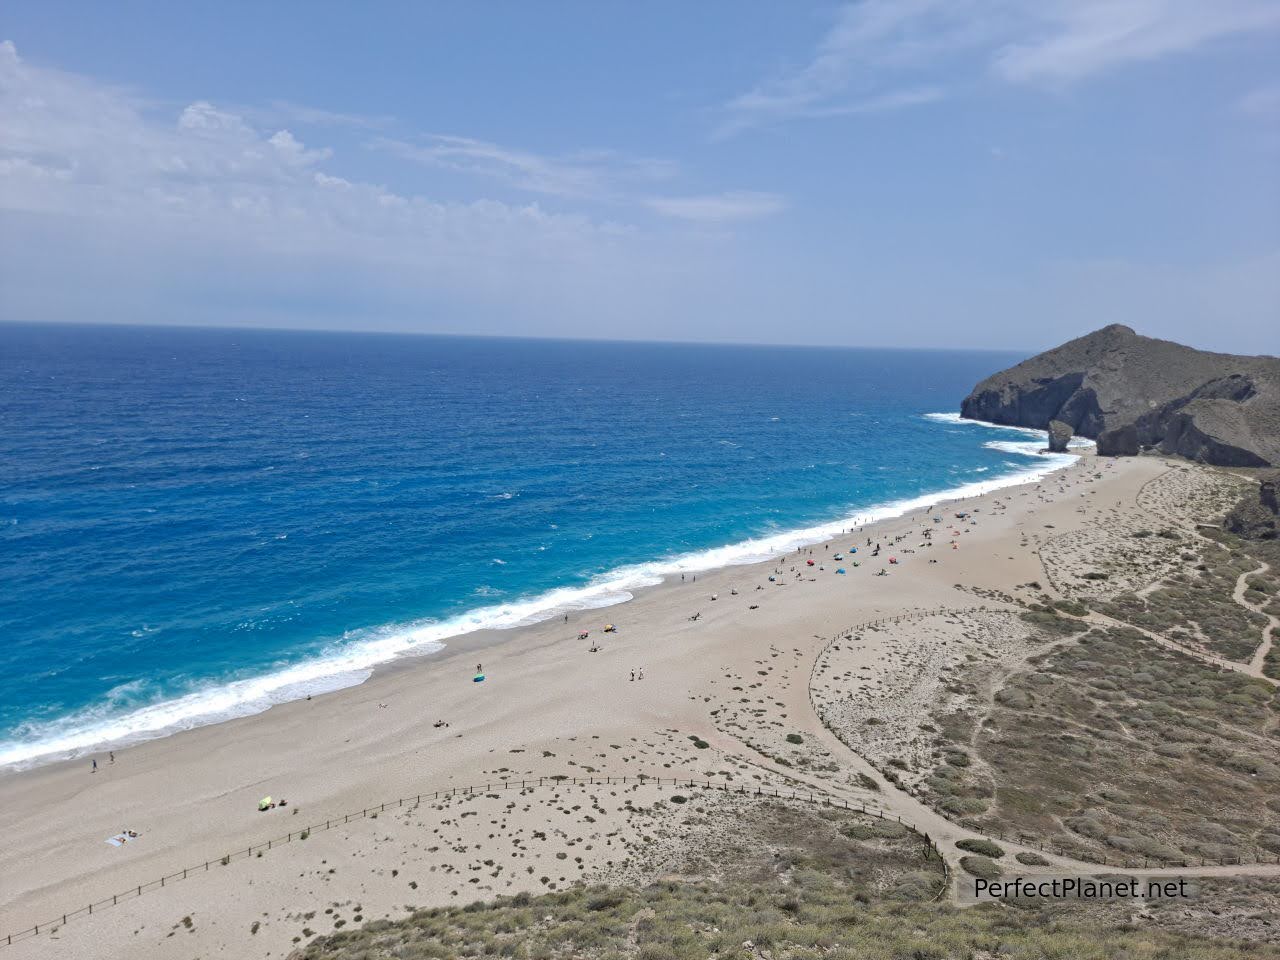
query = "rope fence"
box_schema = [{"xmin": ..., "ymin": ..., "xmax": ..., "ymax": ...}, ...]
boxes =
[{"xmin": 0, "ymin": 772, "xmax": 947, "ymax": 948}]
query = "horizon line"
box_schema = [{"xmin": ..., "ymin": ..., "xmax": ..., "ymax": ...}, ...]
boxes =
[{"xmin": 0, "ymin": 318, "xmax": 1036, "ymax": 357}]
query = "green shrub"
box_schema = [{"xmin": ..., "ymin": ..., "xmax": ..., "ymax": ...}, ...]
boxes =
[
  {"xmin": 959, "ymin": 855, "xmax": 1002, "ymax": 880},
  {"xmin": 955, "ymin": 838, "xmax": 1004, "ymax": 858}
]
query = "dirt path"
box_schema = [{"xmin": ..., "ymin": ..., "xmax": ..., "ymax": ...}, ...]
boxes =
[
  {"xmin": 764, "ymin": 678, "xmax": 1280, "ymax": 887},
  {"xmin": 761, "ymin": 606, "xmax": 1280, "ymax": 895},
  {"xmin": 1237, "ymin": 561, "xmax": 1279, "ymax": 676},
  {"xmin": 786, "ymin": 476, "xmax": 1280, "ymax": 896},
  {"xmin": 1080, "ymin": 559, "xmax": 1279, "ymax": 686},
  {"xmin": 1085, "ymin": 610, "xmax": 1277, "ymax": 684}
]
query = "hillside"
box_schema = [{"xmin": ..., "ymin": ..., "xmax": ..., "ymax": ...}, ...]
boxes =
[{"xmin": 961, "ymin": 325, "xmax": 1280, "ymax": 466}]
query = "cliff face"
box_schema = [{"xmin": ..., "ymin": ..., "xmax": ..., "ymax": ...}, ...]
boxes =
[
  {"xmin": 961, "ymin": 325, "xmax": 1280, "ymax": 467},
  {"xmin": 1225, "ymin": 472, "xmax": 1278, "ymax": 540}
]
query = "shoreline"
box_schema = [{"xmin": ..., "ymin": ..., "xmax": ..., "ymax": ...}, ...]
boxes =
[
  {"xmin": 0, "ymin": 416, "xmax": 1078, "ymax": 773},
  {"xmin": 2, "ymin": 446, "xmax": 1178, "ymax": 959}
]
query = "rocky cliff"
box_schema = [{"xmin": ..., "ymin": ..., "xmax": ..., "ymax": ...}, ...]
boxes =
[
  {"xmin": 961, "ymin": 325, "xmax": 1280, "ymax": 467},
  {"xmin": 1225, "ymin": 472, "xmax": 1278, "ymax": 540}
]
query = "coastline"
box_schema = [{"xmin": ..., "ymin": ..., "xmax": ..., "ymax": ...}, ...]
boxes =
[
  {"xmin": 0, "ymin": 442, "xmax": 1156, "ymax": 959},
  {"xmin": 0, "ymin": 415, "xmax": 1080, "ymax": 772}
]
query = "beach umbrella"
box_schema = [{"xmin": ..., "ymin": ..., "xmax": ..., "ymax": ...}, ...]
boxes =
[
  {"xmin": 836, "ymin": 568, "xmax": 846, "ymax": 574},
  {"xmin": 259, "ymin": 796, "xmax": 272, "ymax": 810}
]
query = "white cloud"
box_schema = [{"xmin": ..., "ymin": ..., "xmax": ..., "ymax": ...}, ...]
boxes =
[
  {"xmin": 808, "ymin": 86, "xmax": 948, "ymax": 118},
  {"xmin": 722, "ymin": 0, "xmax": 1280, "ymax": 134},
  {"xmin": 178, "ymin": 100, "xmax": 255, "ymax": 138},
  {"xmin": 261, "ymin": 99, "xmax": 395, "ymax": 130},
  {"xmin": 371, "ymin": 134, "xmax": 677, "ymax": 200},
  {"xmin": 646, "ymin": 191, "xmax": 787, "ymax": 223},
  {"xmin": 994, "ymin": 0, "xmax": 1280, "ymax": 85},
  {"xmin": 0, "ymin": 40, "xmax": 789, "ymax": 339},
  {"xmin": 719, "ymin": 0, "xmax": 994, "ymax": 134},
  {"xmin": 0, "ymin": 40, "xmax": 650, "ymax": 324},
  {"xmin": 268, "ymin": 129, "xmax": 333, "ymax": 166}
]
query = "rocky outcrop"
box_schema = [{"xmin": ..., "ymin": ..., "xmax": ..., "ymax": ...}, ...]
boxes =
[
  {"xmin": 1047, "ymin": 420, "xmax": 1073, "ymax": 453},
  {"xmin": 961, "ymin": 325, "xmax": 1280, "ymax": 467},
  {"xmin": 1225, "ymin": 472, "xmax": 1279, "ymax": 540}
]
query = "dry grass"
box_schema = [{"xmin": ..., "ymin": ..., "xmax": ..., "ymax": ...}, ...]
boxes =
[
  {"xmin": 284, "ymin": 788, "xmax": 1280, "ymax": 959},
  {"xmin": 290, "ymin": 884, "xmax": 1280, "ymax": 959},
  {"xmin": 1096, "ymin": 539, "xmax": 1268, "ymax": 663},
  {"xmin": 963, "ymin": 625, "xmax": 1280, "ymax": 862}
]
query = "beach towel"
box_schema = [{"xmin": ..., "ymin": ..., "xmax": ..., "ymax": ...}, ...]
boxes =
[{"xmin": 106, "ymin": 833, "xmax": 131, "ymax": 847}]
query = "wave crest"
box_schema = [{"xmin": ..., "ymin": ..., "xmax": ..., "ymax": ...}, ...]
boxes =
[{"xmin": 0, "ymin": 411, "xmax": 1084, "ymax": 770}]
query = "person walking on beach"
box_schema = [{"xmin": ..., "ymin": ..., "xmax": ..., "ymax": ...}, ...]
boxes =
[
  {"xmin": 638, "ymin": 667, "xmax": 644, "ymax": 680},
  {"xmin": 630, "ymin": 669, "xmax": 635, "ymax": 682},
  {"xmin": 91, "ymin": 758, "xmax": 97, "ymax": 773},
  {"xmin": 109, "ymin": 751, "xmax": 115, "ymax": 764}
]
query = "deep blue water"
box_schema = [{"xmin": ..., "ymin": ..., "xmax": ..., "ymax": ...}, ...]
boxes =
[{"xmin": 0, "ymin": 324, "xmax": 1054, "ymax": 767}]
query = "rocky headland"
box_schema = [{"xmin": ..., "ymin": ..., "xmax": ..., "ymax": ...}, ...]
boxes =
[{"xmin": 961, "ymin": 324, "xmax": 1280, "ymax": 466}]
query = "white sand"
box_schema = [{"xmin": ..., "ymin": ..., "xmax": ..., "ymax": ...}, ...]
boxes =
[{"xmin": 2, "ymin": 451, "xmax": 1197, "ymax": 958}]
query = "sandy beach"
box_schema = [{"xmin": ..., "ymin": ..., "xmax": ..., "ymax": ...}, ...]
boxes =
[{"xmin": 3, "ymin": 449, "xmax": 1273, "ymax": 958}]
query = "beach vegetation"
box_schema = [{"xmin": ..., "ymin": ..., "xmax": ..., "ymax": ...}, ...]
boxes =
[
  {"xmin": 959, "ymin": 854, "xmax": 1001, "ymax": 880},
  {"xmin": 964, "ymin": 625, "xmax": 1280, "ymax": 862},
  {"xmin": 290, "ymin": 811, "xmax": 1273, "ymax": 960},
  {"xmin": 955, "ymin": 838, "xmax": 1004, "ymax": 858},
  {"xmin": 1019, "ymin": 609, "xmax": 1088, "ymax": 636},
  {"xmin": 851, "ymin": 772, "xmax": 879, "ymax": 792}
]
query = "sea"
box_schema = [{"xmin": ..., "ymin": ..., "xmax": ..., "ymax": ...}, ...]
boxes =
[{"xmin": 0, "ymin": 324, "xmax": 1077, "ymax": 769}]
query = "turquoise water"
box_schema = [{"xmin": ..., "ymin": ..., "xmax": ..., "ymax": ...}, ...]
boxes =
[{"xmin": 0, "ymin": 324, "xmax": 1063, "ymax": 768}]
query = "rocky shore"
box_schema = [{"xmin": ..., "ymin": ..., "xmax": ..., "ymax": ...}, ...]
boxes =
[{"xmin": 962, "ymin": 324, "xmax": 1279, "ymax": 467}]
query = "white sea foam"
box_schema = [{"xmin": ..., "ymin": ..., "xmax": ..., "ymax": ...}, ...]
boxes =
[{"xmin": 0, "ymin": 411, "xmax": 1086, "ymax": 770}]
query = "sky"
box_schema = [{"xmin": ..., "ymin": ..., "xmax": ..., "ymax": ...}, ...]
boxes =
[{"xmin": 1, "ymin": 1, "xmax": 1278, "ymax": 353}]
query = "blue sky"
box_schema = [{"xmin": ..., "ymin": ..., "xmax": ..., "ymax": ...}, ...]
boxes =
[{"xmin": 1, "ymin": 1, "xmax": 1277, "ymax": 352}]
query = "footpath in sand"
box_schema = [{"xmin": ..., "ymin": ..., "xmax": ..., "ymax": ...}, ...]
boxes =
[{"xmin": 3, "ymin": 451, "xmax": 1278, "ymax": 958}]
